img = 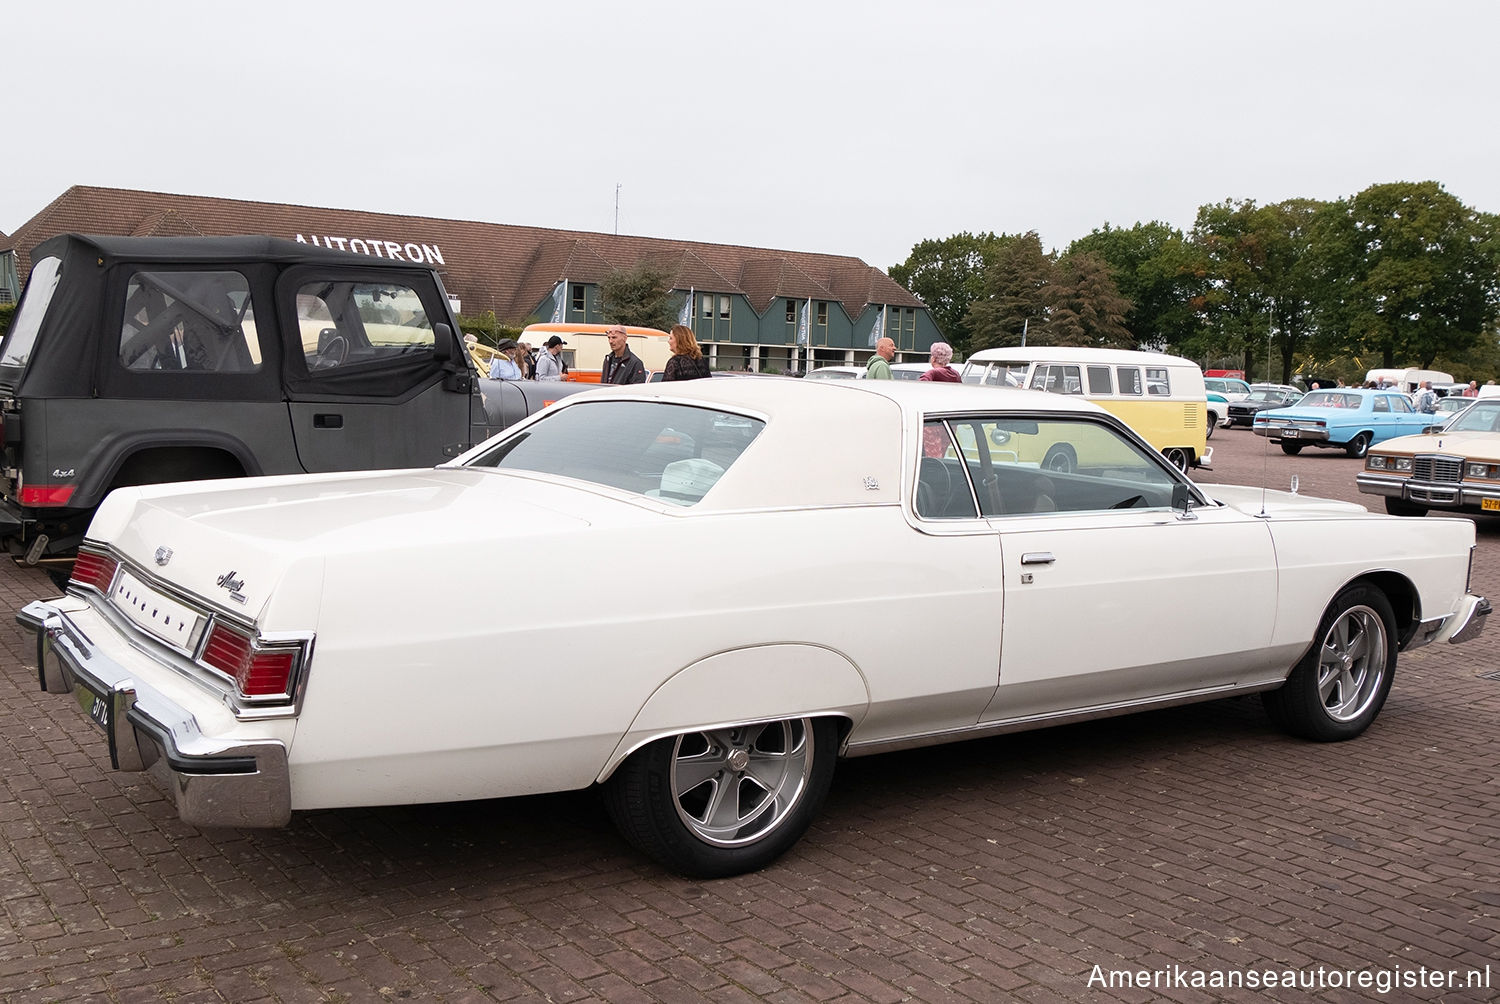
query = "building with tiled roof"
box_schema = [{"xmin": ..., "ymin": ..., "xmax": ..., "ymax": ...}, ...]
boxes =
[{"xmin": 1, "ymin": 186, "xmax": 939, "ymax": 371}]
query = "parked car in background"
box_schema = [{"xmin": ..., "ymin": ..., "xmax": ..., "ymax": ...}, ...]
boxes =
[
  {"xmin": 1253, "ymin": 388, "xmax": 1434, "ymax": 457},
  {"xmin": 1206, "ymin": 392, "xmax": 1228, "ymax": 436},
  {"xmin": 1357, "ymin": 397, "xmax": 1500, "ymax": 516},
  {"xmin": 20, "ymin": 380, "xmax": 1488, "ymax": 877},
  {"xmin": 0, "ymin": 234, "xmax": 588, "ymax": 580},
  {"xmin": 1432, "ymin": 396, "xmax": 1473, "ymax": 425},
  {"xmin": 1228, "ymin": 387, "xmax": 1304, "ymax": 427},
  {"xmin": 805, "ymin": 365, "xmax": 865, "ymax": 380},
  {"xmin": 1205, "ymin": 376, "xmax": 1252, "ymax": 402}
]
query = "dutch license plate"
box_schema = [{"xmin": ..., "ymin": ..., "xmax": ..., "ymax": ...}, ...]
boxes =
[
  {"xmin": 1281, "ymin": 429, "xmax": 1300, "ymax": 438},
  {"xmin": 1482, "ymin": 499, "xmax": 1500, "ymax": 512},
  {"xmin": 75, "ymin": 684, "xmax": 111, "ymax": 734}
]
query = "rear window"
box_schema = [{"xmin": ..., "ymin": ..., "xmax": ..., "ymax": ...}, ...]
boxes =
[
  {"xmin": 468, "ymin": 401, "xmax": 765, "ymax": 506},
  {"xmin": 0, "ymin": 255, "xmax": 62, "ymax": 370}
]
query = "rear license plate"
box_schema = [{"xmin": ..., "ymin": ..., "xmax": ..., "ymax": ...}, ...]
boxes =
[
  {"xmin": 1281, "ymin": 429, "xmax": 1300, "ymax": 438},
  {"xmin": 1482, "ymin": 499, "xmax": 1500, "ymax": 512},
  {"xmin": 76, "ymin": 684, "xmax": 111, "ymax": 733}
]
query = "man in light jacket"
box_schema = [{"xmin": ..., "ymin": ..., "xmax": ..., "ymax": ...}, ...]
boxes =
[{"xmin": 535, "ymin": 335, "xmax": 566, "ymax": 381}]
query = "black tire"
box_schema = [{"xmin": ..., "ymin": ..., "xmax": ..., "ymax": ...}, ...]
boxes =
[
  {"xmin": 1205, "ymin": 414, "xmax": 1218, "ymax": 439},
  {"xmin": 1383, "ymin": 497, "xmax": 1427, "ymax": 517},
  {"xmin": 1280, "ymin": 440, "xmax": 1304, "ymax": 455},
  {"xmin": 604, "ymin": 716, "xmax": 838, "ymax": 878},
  {"xmin": 1262, "ymin": 583, "xmax": 1396, "ymax": 742},
  {"xmin": 1345, "ymin": 432, "xmax": 1372, "ymax": 459},
  {"xmin": 1041, "ymin": 445, "xmax": 1077, "ymax": 474},
  {"xmin": 1163, "ymin": 447, "xmax": 1189, "ymax": 472}
]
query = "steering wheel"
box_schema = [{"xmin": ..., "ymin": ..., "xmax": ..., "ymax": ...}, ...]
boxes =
[{"xmin": 319, "ymin": 334, "xmax": 348, "ymax": 368}]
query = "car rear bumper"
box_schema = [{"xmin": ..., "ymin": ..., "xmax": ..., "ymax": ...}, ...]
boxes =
[
  {"xmin": 17, "ymin": 597, "xmax": 291, "ymax": 828},
  {"xmin": 1405, "ymin": 592, "xmax": 1491, "ymax": 649},
  {"xmin": 1253, "ymin": 425, "xmax": 1330, "ymax": 443}
]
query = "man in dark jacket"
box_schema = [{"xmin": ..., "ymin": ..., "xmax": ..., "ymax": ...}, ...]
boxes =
[{"xmin": 601, "ymin": 325, "xmax": 647, "ymax": 384}]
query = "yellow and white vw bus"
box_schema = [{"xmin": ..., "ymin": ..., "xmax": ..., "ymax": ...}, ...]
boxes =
[{"xmin": 961, "ymin": 347, "xmax": 1210, "ymax": 470}]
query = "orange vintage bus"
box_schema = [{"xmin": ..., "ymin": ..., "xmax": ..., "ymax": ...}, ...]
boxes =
[{"xmin": 519, "ymin": 323, "xmax": 672, "ymax": 382}]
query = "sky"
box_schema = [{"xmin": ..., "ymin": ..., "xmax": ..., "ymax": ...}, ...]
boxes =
[{"xmin": 5, "ymin": 0, "xmax": 1498, "ymax": 272}]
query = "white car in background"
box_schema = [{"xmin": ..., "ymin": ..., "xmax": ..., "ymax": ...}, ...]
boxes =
[{"xmin": 20, "ymin": 380, "xmax": 1490, "ymax": 877}]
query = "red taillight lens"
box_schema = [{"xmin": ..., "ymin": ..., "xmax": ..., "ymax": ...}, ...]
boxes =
[
  {"xmin": 70, "ymin": 551, "xmax": 119, "ymax": 592},
  {"xmin": 201, "ymin": 623, "xmax": 299, "ymax": 699},
  {"xmin": 20, "ymin": 484, "xmax": 76, "ymax": 506}
]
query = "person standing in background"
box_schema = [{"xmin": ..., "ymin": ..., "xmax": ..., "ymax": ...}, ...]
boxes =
[
  {"xmin": 662, "ymin": 325, "xmax": 712, "ymax": 381},
  {"xmin": 867, "ymin": 337, "xmax": 895, "ymax": 379},
  {"xmin": 919, "ymin": 342, "xmax": 961, "ymax": 383}
]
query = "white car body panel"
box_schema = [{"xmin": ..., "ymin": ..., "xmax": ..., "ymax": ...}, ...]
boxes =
[{"xmin": 20, "ymin": 379, "xmax": 1488, "ymax": 836}]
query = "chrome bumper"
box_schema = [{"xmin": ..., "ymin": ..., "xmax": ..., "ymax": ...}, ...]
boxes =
[
  {"xmin": 1356, "ymin": 472, "xmax": 1500, "ymax": 509},
  {"xmin": 17, "ymin": 598, "xmax": 291, "ymax": 828},
  {"xmin": 1253, "ymin": 425, "xmax": 1330, "ymax": 443},
  {"xmin": 1404, "ymin": 593, "xmax": 1491, "ymax": 650}
]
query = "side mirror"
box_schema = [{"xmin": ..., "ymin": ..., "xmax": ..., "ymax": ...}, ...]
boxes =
[
  {"xmin": 432, "ymin": 322, "xmax": 454, "ymax": 362},
  {"xmin": 1172, "ymin": 483, "xmax": 1198, "ymax": 521}
]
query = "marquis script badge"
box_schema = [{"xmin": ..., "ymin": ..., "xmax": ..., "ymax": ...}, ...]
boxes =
[
  {"xmin": 154, "ymin": 546, "xmax": 173, "ymax": 567},
  {"xmin": 216, "ymin": 570, "xmax": 248, "ymax": 605}
]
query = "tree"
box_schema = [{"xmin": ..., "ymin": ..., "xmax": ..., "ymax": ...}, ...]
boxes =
[
  {"xmin": 1042, "ymin": 253, "xmax": 1134, "ymax": 347},
  {"xmin": 965, "ymin": 232, "xmax": 1054, "ymax": 351},
  {"xmin": 888, "ymin": 232, "xmax": 1012, "ymax": 356},
  {"xmin": 598, "ymin": 261, "xmax": 679, "ymax": 330},
  {"xmin": 1067, "ymin": 222, "xmax": 1204, "ymax": 352},
  {"xmin": 1312, "ymin": 181, "xmax": 1498, "ymax": 369}
]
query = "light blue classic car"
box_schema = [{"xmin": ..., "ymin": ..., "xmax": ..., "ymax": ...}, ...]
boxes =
[{"xmin": 1252, "ymin": 388, "xmax": 1436, "ymax": 458}]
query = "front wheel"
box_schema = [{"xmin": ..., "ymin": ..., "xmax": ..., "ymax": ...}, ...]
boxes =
[
  {"xmin": 604, "ymin": 716, "xmax": 838, "ymax": 878},
  {"xmin": 1280, "ymin": 440, "xmax": 1304, "ymax": 455},
  {"xmin": 1205, "ymin": 416, "xmax": 1217, "ymax": 440},
  {"xmin": 1345, "ymin": 432, "xmax": 1372, "ymax": 458},
  {"xmin": 1042, "ymin": 445, "xmax": 1077, "ymax": 474},
  {"xmin": 1262, "ymin": 584, "xmax": 1396, "ymax": 741}
]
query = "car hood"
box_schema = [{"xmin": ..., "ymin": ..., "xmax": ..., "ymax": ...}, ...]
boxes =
[
  {"xmin": 87, "ymin": 468, "xmax": 612, "ymax": 618},
  {"xmin": 1204, "ymin": 483, "xmax": 1371, "ymax": 517},
  {"xmin": 1367, "ymin": 429, "xmax": 1498, "ymax": 455}
]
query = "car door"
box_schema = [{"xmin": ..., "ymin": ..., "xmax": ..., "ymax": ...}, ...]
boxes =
[
  {"xmin": 932, "ymin": 414, "xmax": 1281, "ymax": 725},
  {"xmin": 277, "ymin": 267, "xmax": 472, "ymax": 472}
]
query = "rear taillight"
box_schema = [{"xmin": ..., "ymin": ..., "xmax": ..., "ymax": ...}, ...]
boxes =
[
  {"xmin": 201, "ymin": 622, "xmax": 301, "ymax": 700},
  {"xmin": 20, "ymin": 484, "xmax": 76, "ymax": 506},
  {"xmin": 70, "ymin": 551, "xmax": 119, "ymax": 593}
]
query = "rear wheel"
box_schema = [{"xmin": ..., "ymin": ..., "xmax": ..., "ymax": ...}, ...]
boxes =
[
  {"xmin": 1205, "ymin": 415, "xmax": 1217, "ymax": 440},
  {"xmin": 1163, "ymin": 447, "xmax": 1189, "ymax": 472},
  {"xmin": 1041, "ymin": 445, "xmax": 1077, "ymax": 474},
  {"xmin": 1345, "ymin": 432, "xmax": 1372, "ymax": 458},
  {"xmin": 604, "ymin": 716, "xmax": 838, "ymax": 878},
  {"xmin": 1262, "ymin": 584, "xmax": 1396, "ymax": 741},
  {"xmin": 1280, "ymin": 440, "xmax": 1304, "ymax": 455},
  {"xmin": 1383, "ymin": 498, "xmax": 1427, "ymax": 517}
]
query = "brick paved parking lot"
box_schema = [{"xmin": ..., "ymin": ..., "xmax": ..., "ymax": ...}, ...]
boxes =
[{"xmin": 1, "ymin": 427, "xmax": 1497, "ymax": 1002}]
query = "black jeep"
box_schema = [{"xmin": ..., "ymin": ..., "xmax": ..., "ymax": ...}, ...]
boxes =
[{"xmin": 0, "ymin": 233, "xmax": 584, "ymax": 578}]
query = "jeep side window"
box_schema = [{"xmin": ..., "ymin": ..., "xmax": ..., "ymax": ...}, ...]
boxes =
[
  {"xmin": 119, "ymin": 270, "xmax": 259, "ymax": 373},
  {"xmin": 296, "ymin": 281, "xmax": 436, "ymax": 372}
]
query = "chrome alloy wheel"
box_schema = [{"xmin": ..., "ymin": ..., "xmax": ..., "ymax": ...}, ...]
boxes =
[
  {"xmin": 668, "ymin": 719, "xmax": 814, "ymax": 847},
  {"xmin": 1315, "ymin": 604, "xmax": 1389, "ymax": 723}
]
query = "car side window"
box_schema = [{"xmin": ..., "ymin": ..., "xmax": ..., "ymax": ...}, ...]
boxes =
[
  {"xmin": 1388, "ymin": 395, "xmax": 1412, "ymax": 413},
  {"xmin": 1372, "ymin": 396, "xmax": 1390, "ymax": 412},
  {"xmin": 296, "ymin": 281, "xmax": 435, "ymax": 372},
  {"xmin": 119, "ymin": 270, "xmax": 260, "ymax": 373},
  {"xmin": 1117, "ymin": 367, "xmax": 1143, "ymax": 395},
  {"xmin": 919, "ymin": 415, "xmax": 1182, "ymax": 519},
  {"xmin": 1086, "ymin": 365, "xmax": 1113, "ymax": 394},
  {"xmin": 1145, "ymin": 367, "xmax": 1170, "ymax": 396}
]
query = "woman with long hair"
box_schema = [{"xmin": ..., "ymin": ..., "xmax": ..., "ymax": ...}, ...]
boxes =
[{"xmin": 663, "ymin": 324, "xmax": 712, "ymax": 381}]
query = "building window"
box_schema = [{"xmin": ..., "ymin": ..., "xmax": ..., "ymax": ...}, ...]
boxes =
[
  {"xmin": 786, "ymin": 300, "xmax": 796, "ymax": 324},
  {"xmin": 817, "ymin": 302, "xmax": 827, "ymax": 326},
  {"xmin": 571, "ymin": 284, "xmax": 585, "ymax": 312},
  {"xmin": 702, "ymin": 294, "xmax": 713, "ymax": 318},
  {"xmin": 718, "ymin": 296, "xmax": 730, "ymax": 319}
]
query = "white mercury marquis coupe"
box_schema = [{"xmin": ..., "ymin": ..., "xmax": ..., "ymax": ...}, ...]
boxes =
[{"xmin": 20, "ymin": 380, "xmax": 1490, "ymax": 877}]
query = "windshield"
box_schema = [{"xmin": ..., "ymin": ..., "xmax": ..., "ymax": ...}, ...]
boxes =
[
  {"xmin": 0, "ymin": 255, "xmax": 62, "ymax": 370},
  {"xmin": 468, "ymin": 400, "xmax": 765, "ymax": 506},
  {"xmin": 1444, "ymin": 401, "xmax": 1500, "ymax": 433}
]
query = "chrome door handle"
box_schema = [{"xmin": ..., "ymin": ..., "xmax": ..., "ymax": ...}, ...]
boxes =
[{"xmin": 1021, "ymin": 552, "xmax": 1055, "ymax": 565}]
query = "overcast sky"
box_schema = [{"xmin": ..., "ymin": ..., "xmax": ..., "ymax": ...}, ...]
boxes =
[{"xmin": 6, "ymin": 1, "xmax": 1497, "ymax": 271}]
